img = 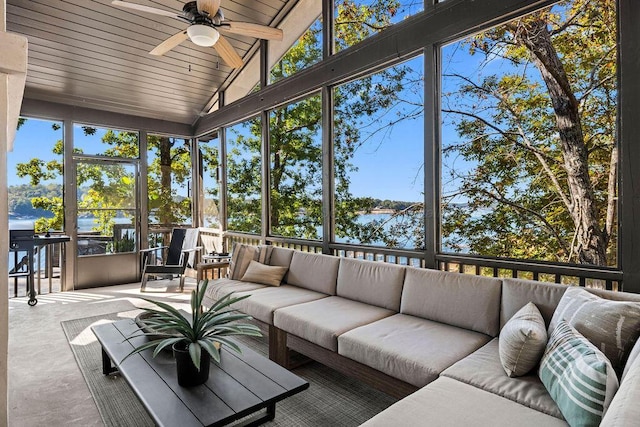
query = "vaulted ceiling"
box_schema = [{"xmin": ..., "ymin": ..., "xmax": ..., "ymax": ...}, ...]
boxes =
[{"xmin": 6, "ymin": 0, "xmax": 298, "ymax": 126}]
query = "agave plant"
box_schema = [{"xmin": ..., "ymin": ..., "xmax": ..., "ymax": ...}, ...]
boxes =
[{"xmin": 123, "ymin": 280, "xmax": 262, "ymax": 370}]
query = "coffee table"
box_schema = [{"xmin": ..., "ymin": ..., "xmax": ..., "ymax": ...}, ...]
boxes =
[{"xmin": 92, "ymin": 318, "xmax": 309, "ymax": 427}]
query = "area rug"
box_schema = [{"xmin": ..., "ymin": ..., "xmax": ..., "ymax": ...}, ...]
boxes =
[{"xmin": 61, "ymin": 312, "xmax": 397, "ymax": 427}]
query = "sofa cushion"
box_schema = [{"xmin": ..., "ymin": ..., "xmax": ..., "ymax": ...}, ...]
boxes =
[
  {"xmin": 286, "ymin": 251, "xmax": 340, "ymax": 295},
  {"xmin": 540, "ymin": 320, "xmax": 619, "ymax": 427},
  {"xmin": 336, "ymin": 258, "xmax": 406, "ymax": 311},
  {"xmin": 338, "ymin": 313, "xmax": 491, "ymax": 387},
  {"xmin": 400, "ymin": 268, "xmax": 502, "ymax": 336},
  {"xmin": 240, "ymin": 260, "xmax": 288, "ymax": 287},
  {"xmin": 273, "ymin": 296, "xmax": 395, "ymax": 351},
  {"xmin": 499, "ymin": 302, "xmax": 547, "ymax": 377},
  {"xmin": 360, "ymin": 377, "xmax": 568, "ymax": 427},
  {"xmin": 501, "ymin": 278, "xmax": 567, "ymax": 328},
  {"xmin": 202, "ymin": 278, "xmax": 267, "ymax": 305},
  {"xmin": 228, "ymin": 243, "xmax": 273, "ymax": 280},
  {"xmin": 442, "ymin": 338, "xmax": 563, "ymax": 419},
  {"xmin": 549, "ymin": 286, "xmax": 640, "ymax": 374},
  {"xmin": 268, "ymin": 247, "xmax": 294, "ymax": 282},
  {"xmin": 601, "ymin": 342, "xmax": 640, "ymax": 426},
  {"xmin": 232, "ymin": 285, "xmax": 327, "ymax": 324}
]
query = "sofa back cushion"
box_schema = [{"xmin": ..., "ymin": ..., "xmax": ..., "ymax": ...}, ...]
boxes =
[
  {"xmin": 286, "ymin": 251, "xmax": 340, "ymax": 295},
  {"xmin": 500, "ymin": 279, "xmax": 568, "ymax": 329},
  {"xmin": 400, "ymin": 268, "xmax": 502, "ymax": 337},
  {"xmin": 336, "ymin": 258, "xmax": 406, "ymax": 311},
  {"xmin": 269, "ymin": 247, "xmax": 295, "ymax": 282}
]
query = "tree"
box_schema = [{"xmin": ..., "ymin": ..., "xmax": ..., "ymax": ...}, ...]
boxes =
[
  {"xmin": 441, "ymin": 0, "xmax": 617, "ymax": 266},
  {"xmin": 227, "ymin": 0, "xmax": 419, "ymax": 244}
]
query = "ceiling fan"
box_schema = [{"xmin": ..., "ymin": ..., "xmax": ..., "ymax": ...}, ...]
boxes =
[{"xmin": 112, "ymin": 0, "xmax": 283, "ymax": 69}]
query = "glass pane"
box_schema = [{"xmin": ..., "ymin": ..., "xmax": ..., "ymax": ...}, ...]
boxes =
[
  {"xmin": 200, "ymin": 132, "xmax": 221, "ymax": 228},
  {"xmin": 73, "ymin": 124, "xmax": 139, "ymax": 158},
  {"xmin": 270, "ymin": 17, "xmax": 322, "ymax": 84},
  {"xmin": 147, "ymin": 135, "xmax": 192, "ymax": 227},
  {"xmin": 227, "ymin": 117, "xmax": 262, "ymax": 234},
  {"xmin": 440, "ymin": 0, "xmax": 618, "ymax": 267},
  {"xmin": 334, "ymin": 0, "xmax": 424, "ymax": 53},
  {"xmin": 9, "ymin": 118, "xmax": 64, "ymax": 233},
  {"xmin": 334, "ymin": 55, "xmax": 424, "ymax": 249},
  {"xmin": 77, "ymin": 211, "xmax": 136, "ymax": 255},
  {"xmin": 270, "ymin": 94, "xmax": 323, "ymax": 240},
  {"xmin": 77, "ymin": 162, "xmax": 136, "ymax": 210},
  {"xmin": 77, "ymin": 161, "xmax": 137, "ymax": 255}
]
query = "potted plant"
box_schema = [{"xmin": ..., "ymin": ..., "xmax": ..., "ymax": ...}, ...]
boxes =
[{"xmin": 122, "ymin": 280, "xmax": 262, "ymax": 387}]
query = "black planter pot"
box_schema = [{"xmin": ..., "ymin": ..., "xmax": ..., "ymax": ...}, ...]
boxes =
[{"xmin": 172, "ymin": 343, "xmax": 211, "ymax": 387}]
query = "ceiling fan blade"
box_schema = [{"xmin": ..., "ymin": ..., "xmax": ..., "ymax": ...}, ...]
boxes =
[
  {"xmin": 213, "ymin": 35, "xmax": 244, "ymax": 69},
  {"xmin": 150, "ymin": 30, "xmax": 189, "ymax": 56},
  {"xmin": 218, "ymin": 22, "xmax": 283, "ymax": 41},
  {"xmin": 196, "ymin": 0, "xmax": 221, "ymax": 17},
  {"xmin": 111, "ymin": 1, "xmax": 181, "ymax": 19}
]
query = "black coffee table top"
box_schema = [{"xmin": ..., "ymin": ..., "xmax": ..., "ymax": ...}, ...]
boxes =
[{"xmin": 92, "ymin": 318, "xmax": 309, "ymax": 427}]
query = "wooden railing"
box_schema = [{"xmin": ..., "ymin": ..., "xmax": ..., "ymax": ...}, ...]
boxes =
[
  {"xmin": 197, "ymin": 231, "xmax": 626, "ymax": 292},
  {"xmin": 436, "ymin": 254, "xmax": 622, "ymax": 291}
]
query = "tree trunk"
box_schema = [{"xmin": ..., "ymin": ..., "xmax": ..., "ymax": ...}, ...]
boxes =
[
  {"xmin": 513, "ymin": 17, "xmax": 608, "ymax": 266},
  {"xmin": 159, "ymin": 137, "xmax": 173, "ymax": 228}
]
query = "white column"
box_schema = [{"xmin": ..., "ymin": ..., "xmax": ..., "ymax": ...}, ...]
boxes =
[{"xmin": 1, "ymin": 1, "xmax": 28, "ymax": 424}]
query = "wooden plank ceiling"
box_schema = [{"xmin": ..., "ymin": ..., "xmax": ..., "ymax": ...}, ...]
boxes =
[{"xmin": 6, "ymin": 0, "xmax": 291, "ymax": 125}]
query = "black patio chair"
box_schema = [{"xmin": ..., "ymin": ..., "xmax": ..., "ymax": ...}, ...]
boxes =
[{"xmin": 140, "ymin": 228, "xmax": 201, "ymax": 292}]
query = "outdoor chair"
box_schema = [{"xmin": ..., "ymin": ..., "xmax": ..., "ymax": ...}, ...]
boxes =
[{"xmin": 140, "ymin": 228, "xmax": 201, "ymax": 292}]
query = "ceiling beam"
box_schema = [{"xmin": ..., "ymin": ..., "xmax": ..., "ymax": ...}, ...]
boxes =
[{"xmin": 20, "ymin": 98, "xmax": 192, "ymax": 137}]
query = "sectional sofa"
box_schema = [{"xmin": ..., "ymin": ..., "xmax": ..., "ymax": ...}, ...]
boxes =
[{"xmin": 202, "ymin": 245, "xmax": 640, "ymax": 426}]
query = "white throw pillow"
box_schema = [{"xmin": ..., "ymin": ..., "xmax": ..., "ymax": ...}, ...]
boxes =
[{"xmin": 499, "ymin": 302, "xmax": 547, "ymax": 377}]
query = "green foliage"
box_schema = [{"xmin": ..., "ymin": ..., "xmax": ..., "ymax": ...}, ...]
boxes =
[
  {"xmin": 442, "ymin": 0, "xmax": 617, "ymax": 265},
  {"xmin": 123, "ymin": 281, "xmax": 262, "ymax": 370},
  {"xmin": 228, "ymin": 0, "xmax": 415, "ymax": 246}
]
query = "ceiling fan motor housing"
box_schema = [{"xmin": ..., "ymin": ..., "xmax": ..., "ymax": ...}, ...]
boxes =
[{"xmin": 183, "ymin": 1, "xmax": 222, "ymax": 25}]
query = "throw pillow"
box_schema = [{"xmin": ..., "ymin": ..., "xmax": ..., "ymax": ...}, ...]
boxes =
[
  {"xmin": 539, "ymin": 319, "xmax": 619, "ymax": 427},
  {"xmin": 240, "ymin": 260, "xmax": 288, "ymax": 287},
  {"xmin": 549, "ymin": 287, "xmax": 640, "ymax": 375},
  {"xmin": 499, "ymin": 302, "xmax": 547, "ymax": 377},
  {"xmin": 228, "ymin": 243, "xmax": 274, "ymax": 280}
]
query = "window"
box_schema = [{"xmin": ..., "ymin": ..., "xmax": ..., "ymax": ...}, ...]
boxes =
[
  {"xmin": 334, "ymin": 55, "xmax": 424, "ymax": 249},
  {"xmin": 334, "ymin": 0, "xmax": 424, "ymax": 53},
  {"xmin": 76, "ymin": 160, "xmax": 137, "ymax": 255},
  {"xmin": 227, "ymin": 117, "xmax": 262, "ymax": 234},
  {"xmin": 9, "ymin": 118, "xmax": 64, "ymax": 233},
  {"xmin": 147, "ymin": 135, "xmax": 192, "ymax": 227},
  {"xmin": 270, "ymin": 17, "xmax": 323, "ymax": 83},
  {"xmin": 269, "ymin": 94, "xmax": 323, "ymax": 239},
  {"xmin": 440, "ymin": 0, "xmax": 618, "ymax": 267},
  {"xmin": 73, "ymin": 124, "xmax": 139, "ymax": 158},
  {"xmin": 199, "ymin": 132, "xmax": 221, "ymax": 228}
]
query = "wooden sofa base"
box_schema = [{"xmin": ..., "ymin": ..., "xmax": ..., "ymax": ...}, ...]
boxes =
[{"xmin": 261, "ymin": 321, "xmax": 418, "ymax": 399}]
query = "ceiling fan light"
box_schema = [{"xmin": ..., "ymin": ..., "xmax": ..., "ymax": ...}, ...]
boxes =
[{"xmin": 187, "ymin": 24, "xmax": 219, "ymax": 47}]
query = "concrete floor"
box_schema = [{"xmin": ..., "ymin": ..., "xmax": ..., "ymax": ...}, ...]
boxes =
[{"xmin": 8, "ymin": 278, "xmax": 198, "ymax": 426}]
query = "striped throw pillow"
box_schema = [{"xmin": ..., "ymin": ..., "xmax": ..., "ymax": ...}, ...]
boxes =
[
  {"xmin": 228, "ymin": 243, "xmax": 273, "ymax": 280},
  {"xmin": 540, "ymin": 319, "xmax": 619, "ymax": 427}
]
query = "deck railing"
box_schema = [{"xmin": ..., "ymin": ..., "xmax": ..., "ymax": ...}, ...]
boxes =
[{"xmin": 219, "ymin": 232, "xmax": 624, "ymax": 291}]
